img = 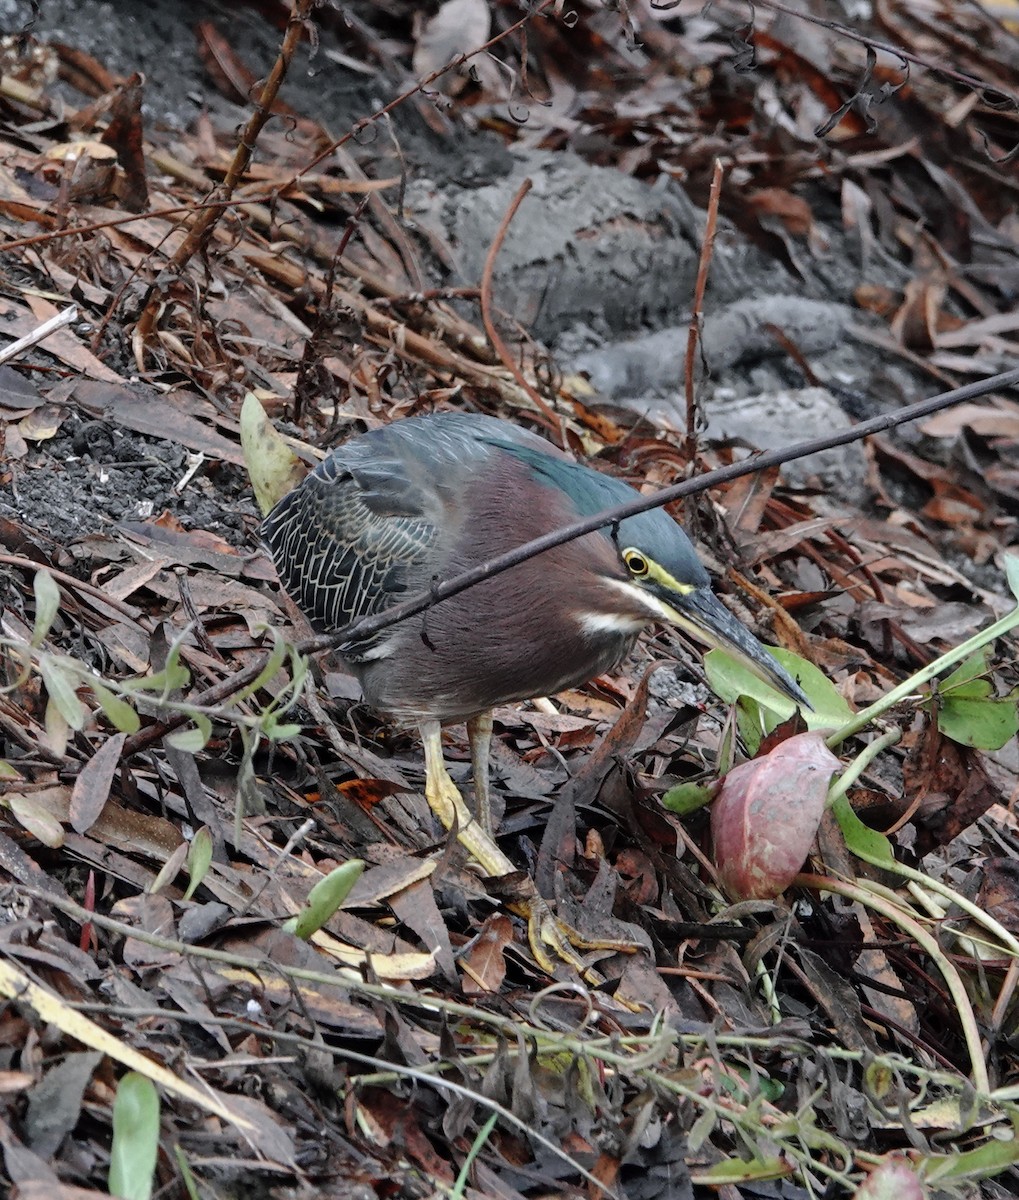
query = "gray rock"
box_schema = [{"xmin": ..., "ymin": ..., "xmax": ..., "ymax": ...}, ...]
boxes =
[
  {"xmin": 443, "ymin": 149, "xmax": 699, "ymax": 339},
  {"xmin": 441, "ymin": 149, "xmax": 793, "ymax": 341},
  {"xmin": 704, "ymin": 386, "xmax": 868, "ymax": 503},
  {"xmin": 571, "ymin": 296, "xmax": 858, "ymax": 398},
  {"xmin": 699, "ymin": 297, "xmax": 858, "ymax": 370}
]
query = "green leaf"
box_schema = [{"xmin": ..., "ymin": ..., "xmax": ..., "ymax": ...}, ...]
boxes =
[
  {"xmin": 936, "ymin": 692, "xmax": 1019, "ymax": 751},
  {"xmin": 693, "ymin": 1156, "xmax": 793, "ymax": 1185},
  {"xmin": 9, "ymin": 791, "xmax": 64, "ymax": 847},
  {"xmin": 288, "ymin": 645, "xmax": 309, "ymax": 692},
  {"xmin": 261, "ymin": 710, "xmax": 302, "ymax": 743},
  {"xmin": 173, "ymin": 1145, "xmax": 201, "ymax": 1200},
  {"xmin": 32, "ymin": 570, "xmax": 61, "ymax": 647},
  {"xmin": 706, "ymin": 647, "xmax": 854, "ymax": 733},
  {"xmin": 832, "ymin": 791, "xmax": 894, "ymax": 869},
  {"xmin": 864, "ymin": 1059, "xmax": 894, "ymax": 1101},
  {"xmin": 661, "ymin": 780, "xmax": 715, "ymax": 816},
  {"xmin": 705, "ymin": 650, "xmax": 794, "ymax": 718},
  {"xmin": 285, "ymin": 860, "xmax": 366, "ymax": 940},
  {"xmin": 183, "ymin": 826, "xmax": 214, "ymax": 901},
  {"xmin": 38, "ymin": 657, "xmax": 86, "ymax": 730},
  {"xmin": 92, "ymin": 681, "xmax": 141, "ymax": 734},
  {"xmin": 940, "ymin": 648, "xmax": 992, "ymax": 695},
  {"xmin": 234, "ymin": 624, "xmax": 289, "ymax": 704},
  {"xmin": 930, "ymin": 648, "xmax": 1019, "ymax": 750},
  {"xmin": 122, "ymin": 661, "xmax": 190, "ymax": 696},
  {"xmin": 148, "ymin": 842, "xmax": 189, "ymax": 896},
  {"xmin": 165, "ymin": 714, "xmax": 212, "ymax": 753},
  {"xmin": 108, "ymin": 1072, "xmax": 160, "ymax": 1200},
  {"xmin": 921, "ymin": 1125, "xmax": 1019, "ymax": 1184},
  {"xmin": 734, "ymin": 695, "xmax": 764, "ymax": 756},
  {"xmin": 686, "ymin": 1106, "xmax": 717, "ymax": 1154}
]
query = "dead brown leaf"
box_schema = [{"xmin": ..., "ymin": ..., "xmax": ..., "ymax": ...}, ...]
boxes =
[
  {"xmin": 460, "ymin": 913, "xmax": 514, "ymax": 994},
  {"xmin": 69, "ymin": 732, "xmax": 126, "ymax": 834}
]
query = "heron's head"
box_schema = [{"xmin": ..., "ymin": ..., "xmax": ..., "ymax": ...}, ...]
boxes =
[
  {"xmin": 506, "ymin": 445, "xmax": 808, "ymax": 707},
  {"xmin": 599, "ymin": 508, "xmax": 807, "ymax": 705}
]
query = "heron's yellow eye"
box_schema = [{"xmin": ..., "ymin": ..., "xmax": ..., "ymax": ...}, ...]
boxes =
[{"xmin": 623, "ymin": 548, "xmax": 649, "ymax": 577}]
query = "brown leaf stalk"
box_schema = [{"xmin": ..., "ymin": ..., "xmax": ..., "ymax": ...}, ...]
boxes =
[
  {"xmin": 479, "ymin": 176, "xmax": 560, "ymax": 434},
  {"xmin": 684, "ymin": 158, "xmax": 724, "ymax": 464},
  {"xmin": 134, "ymin": 0, "xmax": 317, "ymax": 344}
]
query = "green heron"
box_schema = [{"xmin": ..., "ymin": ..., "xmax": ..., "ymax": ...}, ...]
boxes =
[{"xmin": 262, "ymin": 412, "xmax": 806, "ymax": 972}]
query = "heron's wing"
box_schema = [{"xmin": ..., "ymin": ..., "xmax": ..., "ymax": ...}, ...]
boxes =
[{"xmin": 261, "ymin": 453, "xmax": 439, "ymax": 634}]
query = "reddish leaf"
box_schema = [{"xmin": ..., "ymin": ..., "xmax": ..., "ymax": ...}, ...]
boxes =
[
  {"xmin": 336, "ymin": 777, "xmax": 409, "ymax": 809},
  {"xmin": 852, "ymin": 1157, "xmax": 925, "ymax": 1200},
  {"xmin": 711, "ymin": 732, "xmax": 840, "ymax": 900},
  {"xmin": 461, "ymin": 914, "xmax": 514, "ymax": 994}
]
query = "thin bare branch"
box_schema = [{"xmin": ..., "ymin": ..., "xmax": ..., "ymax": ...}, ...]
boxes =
[{"xmin": 683, "ymin": 159, "xmax": 724, "ymax": 464}]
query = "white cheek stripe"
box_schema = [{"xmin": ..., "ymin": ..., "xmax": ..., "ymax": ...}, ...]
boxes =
[
  {"xmin": 575, "ymin": 611, "xmax": 649, "ymax": 637},
  {"xmin": 573, "ymin": 578, "xmax": 730, "ymax": 655},
  {"xmin": 573, "ymin": 578, "xmax": 682, "ymax": 638}
]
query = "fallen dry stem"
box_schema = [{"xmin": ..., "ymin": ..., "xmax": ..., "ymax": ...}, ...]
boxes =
[
  {"xmin": 136, "ymin": 0, "xmax": 317, "ymax": 345},
  {"xmin": 755, "ymin": 0, "xmax": 1019, "ymax": 120},
  {"xmin": 797, "ymin": 871, "xmax": 989, "ymax": 1093},
  {"xmin": 479, "ymin": 176, "xmax": 560, "ymax": 432}
]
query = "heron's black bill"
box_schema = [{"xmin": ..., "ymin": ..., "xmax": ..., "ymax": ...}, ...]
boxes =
[{"xmin": 671, "ymin": 588, "xmax": 810, "ymax": 709}]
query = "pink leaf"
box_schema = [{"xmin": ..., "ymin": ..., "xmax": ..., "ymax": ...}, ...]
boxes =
[
  {"xmin": 711, "ymin": 732, "xmax": 840, "ymax": 900},
  {"xmin": 852, "ymin": 1158, "xmax": 926, "ymax": 1200}
]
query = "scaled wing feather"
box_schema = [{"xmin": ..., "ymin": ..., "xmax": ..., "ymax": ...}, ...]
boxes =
[{"xmin": 261, "ymin": 453, "xmax": 438, "ymax": 640}]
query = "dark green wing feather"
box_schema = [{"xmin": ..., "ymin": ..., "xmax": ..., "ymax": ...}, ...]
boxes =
[{"xmin": 261, "ymin": 450, "xmax": 438, "ymax": 635}]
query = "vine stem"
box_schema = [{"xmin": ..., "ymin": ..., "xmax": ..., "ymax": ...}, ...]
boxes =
[
  {"xmin": 797, "ymin": 872, "xmax": 989, "ymax": 1094},
  {"xmin": 827, "ymin": 599, "xmax": 1019, "ymax": 748}
]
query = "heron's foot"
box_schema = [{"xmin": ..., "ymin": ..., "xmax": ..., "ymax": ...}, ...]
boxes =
[
  {"xmin": 514, "ymin": 882, "xmax": 604, "ymax": 985},
  {"xmin": 509, "ymin": 877, "xmax": 655, "ymax": 985},
  {"xmin": 423, "ymin": 755, "xmax": 647, "ymax": 984},
  {"xmin": 422, "ymin": 725, "xmax": 611, "ymax": 983}
]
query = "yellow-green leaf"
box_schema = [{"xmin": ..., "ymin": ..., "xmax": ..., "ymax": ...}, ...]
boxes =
[
  {"xmin": 39, "ymin": 657, "xmax": 85, "ymax": 730},
  {"xmin": 92, "ymin": 681, "xmax": 141, "ymax": 734},
  {"xmin": 936, "ymin": 692, "xmax": 1019, "ymax": 751},
  {"xmin": 165, "ymin": 715, "xmax": 211, "ymax": 753},
  {"xmin": 661, "ymin": 780, "xmax": 715, "ymax": 816},
  {"xmin": 8, "ymin": 792, "xmax": 65, "ymax": 847},
  {"xmin": 240, "ymin": 392, "xmax": 306, "ymax": 516},
  {"xmin": 32, "ymin": 570, "xmax": 61, "ymax": 647},
  {"xmin": 184, "ymin": 827, "xmax": 214, "ymax": 901},
  {"xmin": 286, "ymin": 860, "xmax": 366, "ymax": 940}
]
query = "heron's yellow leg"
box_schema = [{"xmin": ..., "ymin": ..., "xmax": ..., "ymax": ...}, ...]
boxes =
[
  {"xmin": 420, "ymin": 720, "xmax": 514, "ymax": 873},
  {"xmin": 420, "ymin": 720, "xmax": 602, "ymax": 982},
  {"xmin": 466, "ymin": 712, "xmax": 493, "ymax": 833}
]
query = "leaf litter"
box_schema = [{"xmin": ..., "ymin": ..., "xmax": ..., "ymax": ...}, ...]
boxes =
[{"xmin": 0, "ymin": 1, "xmax": 1017, "ymax": 1197}]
